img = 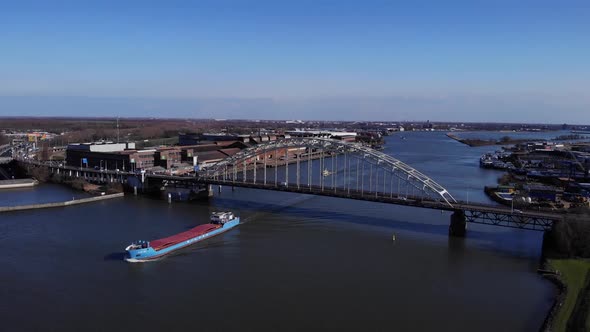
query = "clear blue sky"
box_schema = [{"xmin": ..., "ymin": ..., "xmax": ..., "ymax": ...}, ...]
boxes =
[{"xmin": 1, "ymin": 0, "xmax": 589, "ymax": 123}]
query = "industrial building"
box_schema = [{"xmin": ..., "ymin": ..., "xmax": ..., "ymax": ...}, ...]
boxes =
[
  {"xmin": 64, "ymin": 136, "xmax": 312, "ymax": 174},
  {"xmin": 154, "ymin": 148, "xmax": 182, "ymax": 169},
  {"xmin": 179, "ymin": 133, "xmax": 250, "ymax": 145},
  {"xmin": 67, "ymin": 141, "xmax": 135, "ymax": 152},
  {"xmin": 65, "ymin": 140, "xmax": 248, "ymax": 173},
  {"xmin": 65, "ymin": 142, "xmax": 138, "ymax": 170},
  {"xmin": 285, "ymin": 130, "xmax": 357, "ymax": 142}
]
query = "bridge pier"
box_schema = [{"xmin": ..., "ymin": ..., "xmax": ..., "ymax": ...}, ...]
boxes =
[{"xmin": 449, "ymin": 210, "xmax": 467, "ymax": 237}]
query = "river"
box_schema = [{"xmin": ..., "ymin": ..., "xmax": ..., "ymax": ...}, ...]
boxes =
[{"xmin": 0, "ymin": 132, "xmax": 554, "ymax": 331}]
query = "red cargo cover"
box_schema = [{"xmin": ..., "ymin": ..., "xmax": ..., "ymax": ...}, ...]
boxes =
[{"xmin": 151, "ymin": 224, "xmax": 221, "ymax": 251}]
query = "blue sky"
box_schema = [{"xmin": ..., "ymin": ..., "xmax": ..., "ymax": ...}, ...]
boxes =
[{"xmin": 1, "ymin": 1, "xmax": 589, "ymax": 123}]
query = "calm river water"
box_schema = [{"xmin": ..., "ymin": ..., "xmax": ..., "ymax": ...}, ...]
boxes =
[{"xmin": 0, "ymin": 132, "xmax": 554, "ymax": 331}]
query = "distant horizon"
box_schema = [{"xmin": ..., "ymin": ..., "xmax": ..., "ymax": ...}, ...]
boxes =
[
  {"xmin": 0, "ymin": 111, "xmax": 588, "ymax": 128},
  {"xmin": 1, "ymin": 95, "xmax": 589, "ymax": 125},
  {"xmin": 1, "ymin": 2, "xmax": 589, "ymax": 123}
]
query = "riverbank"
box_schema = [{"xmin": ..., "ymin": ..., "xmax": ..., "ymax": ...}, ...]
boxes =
[
  {"xmin": 0, "ymin": 192, "xmax": 124, "ymax": 213},
  {"xmin": 446, "ymin": 133, "xmax": 530, "ymax": 147},
  {"xmin": 545, "ymin": 259, "xmax": 590, "ymax": 332}
]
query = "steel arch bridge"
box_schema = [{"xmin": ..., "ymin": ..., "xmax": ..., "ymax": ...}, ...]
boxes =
[{"xmin": 203, "ymin": 137, "xmax": 457, "ymax": 207}]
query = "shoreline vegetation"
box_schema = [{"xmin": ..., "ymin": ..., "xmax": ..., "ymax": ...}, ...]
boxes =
[
  {"xmin": 543, "ymin": 213, "xmax": 590, "ymax": 331},
  {"xmin": 545, "ymin": 259, "xmax": 590, "ymax": 332},
  {"xmin": 447, "ymin": 132, "xmax": 589, "ymax": 147},
  {"xmin": 446, "ymin": 133, "xmax": 531, "ymax": 146}
]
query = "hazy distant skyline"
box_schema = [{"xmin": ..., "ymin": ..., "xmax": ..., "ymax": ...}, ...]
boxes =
[{"xmin": 1, "ymin": 1, "xmax": 589, "ymax": 123}]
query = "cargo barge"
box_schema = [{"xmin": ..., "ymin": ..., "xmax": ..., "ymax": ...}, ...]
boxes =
[{"xmin": 124, "ymin": 212, "xmax": 239, "ymax": 262}]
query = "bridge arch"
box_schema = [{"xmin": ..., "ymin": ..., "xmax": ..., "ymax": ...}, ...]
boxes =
[{"xmin": 204, "ymin": 137, "xmax": 457, "ymax": 207}]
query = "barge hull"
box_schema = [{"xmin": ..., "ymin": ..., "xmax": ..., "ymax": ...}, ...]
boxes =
[{"xmin": 125, "ymin": 218, "xmax": 239, "ymax": 262}]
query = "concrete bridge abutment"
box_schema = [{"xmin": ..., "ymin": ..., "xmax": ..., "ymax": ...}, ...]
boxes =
[{"xmin": 449, "ymin": 210, "xmax": 467, "ymax": 237}]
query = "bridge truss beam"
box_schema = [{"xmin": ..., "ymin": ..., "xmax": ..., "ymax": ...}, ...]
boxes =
[
  {"xmin": 463, "ymin": 210, "xmax": 555, "ymax": 231},
  {"xmin": 204, "ymin": 137, "xmax": 457, "ymax": 207}
]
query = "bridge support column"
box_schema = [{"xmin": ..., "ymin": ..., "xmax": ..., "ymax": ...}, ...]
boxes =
[
  {"xmin": 208, "ymin": 184, "xmax": 214, "ymax": 197},
  {"xmin": 449, "ymin": 210, "xmax": 466, "ymax": 237}
]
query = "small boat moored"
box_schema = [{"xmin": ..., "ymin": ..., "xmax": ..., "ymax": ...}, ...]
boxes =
[{"xmin": 124, "ymin": 211, "xmax": 239, "ymax": 262}]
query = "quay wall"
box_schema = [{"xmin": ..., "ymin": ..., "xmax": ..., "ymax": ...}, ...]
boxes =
[
  {"xmin": 0, "ymin": 193, "xmax": 124, "ymax": 213},
  {"xmin": 0, "ymin": 178, "xmax": 38, "ymax": 189}
]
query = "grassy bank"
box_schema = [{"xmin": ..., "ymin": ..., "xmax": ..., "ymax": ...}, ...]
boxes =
[{"xmin": 548, "ymin": 259, "xmax": 590, "ymax": 331}]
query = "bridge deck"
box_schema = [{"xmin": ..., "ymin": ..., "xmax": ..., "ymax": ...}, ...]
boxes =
[
  {"xmin": 17, "ymin": 159, "xmax": 563, "ymax": 231},
  {"xmin": 204, "ymin": 179, "xmax": 563, "ymax": 230}
]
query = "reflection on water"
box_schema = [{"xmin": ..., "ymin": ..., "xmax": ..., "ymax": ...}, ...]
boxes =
[{"xmin": 0, "ymin": 132, "xmax": 554, "ymax": 331}]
